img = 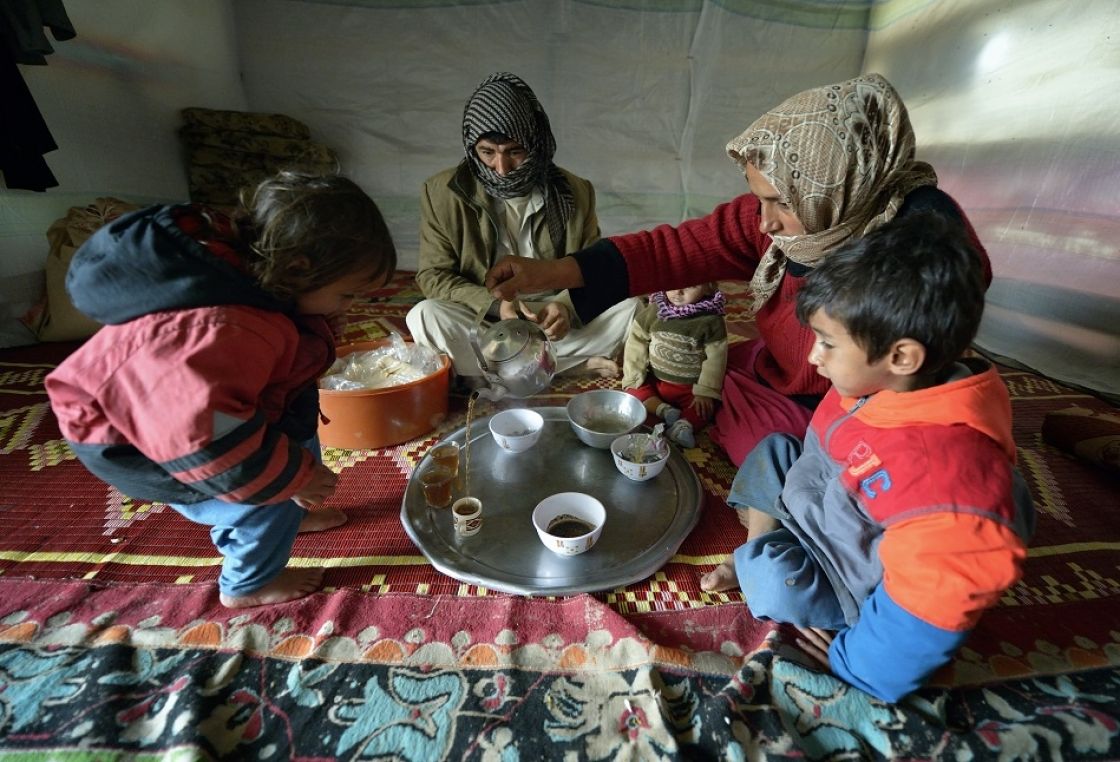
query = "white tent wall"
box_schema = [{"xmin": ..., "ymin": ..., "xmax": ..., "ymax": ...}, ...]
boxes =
[
  {"xmin": 2, "ymin": 1, "xmax": 1115, "ymax": 398},
  {"xmin": 864, "ymin": 0, "xmax": 1120, "ymax": 398},
  {"xmin": 232, "ymin": 0, "xmax": 868, "ymax": 264},
  {"xmin": 0, "ymin": 0, "xmax": 246, "ymax": 330}
]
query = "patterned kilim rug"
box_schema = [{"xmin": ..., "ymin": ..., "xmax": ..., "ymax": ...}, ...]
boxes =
[{"xmin": 2, "ymin": 272, "xmax": 1119, "ymax": 760}]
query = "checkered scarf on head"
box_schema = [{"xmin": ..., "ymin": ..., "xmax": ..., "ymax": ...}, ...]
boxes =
[
  {"xmin": 725, "ymin": 73, "xmax": 939, "ymax": 315},
  {"xmin": 462, "ymin": 72, "xmax": 575, "ymax": 255}
]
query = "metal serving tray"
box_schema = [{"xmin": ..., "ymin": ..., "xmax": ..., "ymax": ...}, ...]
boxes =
[{"xmin": 401, "ymin": 406, "xmax": 702, "ymax": 595}]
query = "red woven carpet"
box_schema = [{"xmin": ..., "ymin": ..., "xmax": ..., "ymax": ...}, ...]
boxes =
[
  {"xmin": 2, "ymin": 272, "xmax": 1119, "ymax": 680},
  {"xmin": 2, "ymin": 273, "xmax": 1120, "ymax": 759}
]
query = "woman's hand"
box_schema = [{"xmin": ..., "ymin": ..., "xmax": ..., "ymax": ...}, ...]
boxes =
[
  {"xmin": 794, "ymin": 626, "xmax": 835, "ymax": 671},
  {"xmin": 485, "ymin": 256, "xmax": 583, "ymax": 300},
  {"xmin": 293, "ymin": 462, "xmax": 338, "ymax": 510}
]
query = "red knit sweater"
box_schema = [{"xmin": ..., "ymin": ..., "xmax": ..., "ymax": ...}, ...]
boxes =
[{"xmin": 608, "ymin": 192, "xmax": 989, "ymax": 398}]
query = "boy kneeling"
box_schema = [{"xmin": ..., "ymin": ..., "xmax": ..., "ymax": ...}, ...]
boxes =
[{"xmin": 703, "ymin": 211, "xmax": 1035, "ymax": 702}]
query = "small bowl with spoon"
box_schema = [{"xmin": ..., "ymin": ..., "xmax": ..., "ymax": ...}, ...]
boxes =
[{"xmin": 610, "ymin": 424, "xmax": 670, "ymax": 482}]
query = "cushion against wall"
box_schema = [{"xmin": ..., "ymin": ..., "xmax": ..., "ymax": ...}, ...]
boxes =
[
  {"xmin": 181, "ymin": 108, "xmax": 311, "ymax": 140},
  {"xmin": 1041, "ymin": 406, "xmax": 1120, "ymax": 475},
  {"xmin": 180, "ymin": 107, "xmax": 338, "ymax": 207},
  {"xmin": 20, "ymin": 198, "xmax": 141, "ymax": 342}
]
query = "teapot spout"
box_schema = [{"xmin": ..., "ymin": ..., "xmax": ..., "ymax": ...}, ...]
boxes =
[{"xmin": 474, "ymin": 385, "xmax": 508, "ymax": 402}]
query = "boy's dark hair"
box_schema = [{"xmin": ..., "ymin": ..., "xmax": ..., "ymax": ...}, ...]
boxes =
[
  {"xmin": 795, "ymin": 211, "xmax": 985, "ymax": 379},
  {"xmin": 237, "ymin": 171, "xmax": 397, "ymax": 301}
]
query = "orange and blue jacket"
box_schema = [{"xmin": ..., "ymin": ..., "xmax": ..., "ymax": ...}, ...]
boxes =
[
  {"xmin": 781, "ymin": 359, "xmax": 1034, "ymax": 702},
  {"xmin": 45, "ymin": 204, "xmax": 334, "ymax": 506}
]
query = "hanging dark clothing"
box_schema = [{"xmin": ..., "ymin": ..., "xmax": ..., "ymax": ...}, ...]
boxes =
[
  {"xmin": 0, "ymin": 41, "xmax": 59, "ymax": 191},
  {"xmin": 0, "ymin": 0, "xmax": 76, "ymax": 64},
  {"xmin": 0, "ymin": 0, "xmax": 76, "ymax": 191}
]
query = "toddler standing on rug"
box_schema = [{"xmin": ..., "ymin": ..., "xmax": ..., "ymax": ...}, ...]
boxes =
[
  {"xmin": 702, "ymin": 212, "xmax": 1034, "ymax": 702},
  {"xmin": 45, "ymin": 171, "xmax": 397, "ymax": 609},
  {"xmin": 621, "ymin": 283, "xmax": 728, "ymax": 448}
]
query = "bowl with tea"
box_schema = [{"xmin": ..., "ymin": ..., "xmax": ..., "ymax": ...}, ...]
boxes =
[
  {"xmin": 566, "ymin": 389, "xmax": 646, "ymax": 449},
  {"xmin": 532, "ymin": 492, "xmax": 606, "ymax": 556},
  {"xmin": 610, "ymin": 432, "xmax": 670, "ymax": 482},
  {"xmin": 488, "ymin": 408, "xmax": 545, "ymax": 453}
]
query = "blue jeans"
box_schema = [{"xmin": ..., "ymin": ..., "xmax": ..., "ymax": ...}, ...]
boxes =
[
  {"xmin": 728, "ymin": 434, "xmax": 847, "ymax": 630},
  {"xmin": 171, "ymin": 438, "xmax": 318, "ymax": 597}
]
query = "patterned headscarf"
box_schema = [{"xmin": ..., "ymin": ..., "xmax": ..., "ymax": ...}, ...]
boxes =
[
  {"xmin": 462, "ymin": 72, "xmax": 576, "ymax": 256},
  {"xmin": 725, "ymin": 73, "xmax": 939, "ymax": 315}
]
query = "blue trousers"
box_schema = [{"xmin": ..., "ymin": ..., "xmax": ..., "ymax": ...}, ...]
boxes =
[
  {"xmin": 727, "ymin": 433, "xmax": 847, "ymax": 630},
  {"xmin": 172, "ymin": 439, "xmax": 318, "ymax": 597}
]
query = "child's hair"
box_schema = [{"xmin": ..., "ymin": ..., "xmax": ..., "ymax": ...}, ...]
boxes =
[
  {"xmin": 795, "ymin": 211, "xmax": 985, "ymax": 379},
  {"xmin": 667, "ymin": 282, "xmax": 718, "ymax": 297},
  {"xmin": 237, "ymin": 171, "xmax": 397, "ymax": 301}
]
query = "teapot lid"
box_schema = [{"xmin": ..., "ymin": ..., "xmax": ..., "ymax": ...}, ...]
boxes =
[{"xmin": 479, "ymin": 319, "xmax": 540, "ymax": 363}]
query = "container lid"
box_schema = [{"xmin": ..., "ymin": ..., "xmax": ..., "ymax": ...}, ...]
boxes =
[{"xmin": 479, "ymin": 319, "xmax": 540, "ymax": 363}]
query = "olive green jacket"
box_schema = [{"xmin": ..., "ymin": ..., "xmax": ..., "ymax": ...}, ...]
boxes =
[{"xmin": 416, "ymin": 161, "xmax": 600, "ymax": 320}]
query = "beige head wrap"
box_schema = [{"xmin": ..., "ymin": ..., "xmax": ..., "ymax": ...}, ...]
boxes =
[{"xmin": 726, "ymin": 73, "xmax": 938, "ymax": 314}]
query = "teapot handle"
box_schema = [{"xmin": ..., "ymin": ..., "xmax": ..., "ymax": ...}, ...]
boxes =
[
  {"xmin": 468, "ymin": 310, "xmax": 503, "ymax": 387},
  {"xmin": 468, "ymin": 313, "xmax": 487, "ymax": 372}
]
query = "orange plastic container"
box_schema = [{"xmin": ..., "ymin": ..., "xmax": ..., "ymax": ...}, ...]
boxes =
[{"xmin": 318, "ymin": 340, "xmax": 451, "ymax": 449}]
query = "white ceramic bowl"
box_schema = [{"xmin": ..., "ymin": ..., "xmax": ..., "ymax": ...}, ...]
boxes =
[
  {"xmin": 566, "ymin": 389, "xmax": 646, "ymax": 449},
  {"xmin": 611, "ymin": 433, "xmax": 671, "ymax": 482},
  {"xmin": 532, "ymin": 492, "xmax": 606, "ymax": 556},
  {"xmin": 488, "ymin": 408, "xmax": 545, "ymax": 453}
]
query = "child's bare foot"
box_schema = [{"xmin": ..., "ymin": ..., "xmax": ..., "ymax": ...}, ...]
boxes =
[
  {"xmin": 220, "ymin": 567, "xmax": 324, "ymax": 608},
  {"xmin": 299, "ymin": 508, "xmax": 347, "ymax": 533},
  {"xmin": 700, "ymin": 557, "xmax": 739, "ymax": 592},
  {"xmin": 584, "ymin": 356, "xmax": 620, "ymax": 378}
]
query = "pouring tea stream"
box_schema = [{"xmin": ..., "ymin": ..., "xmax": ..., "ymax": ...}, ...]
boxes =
[{"xmin": 459, "ymin": 314, "xmax": 557, "ymax": 504}]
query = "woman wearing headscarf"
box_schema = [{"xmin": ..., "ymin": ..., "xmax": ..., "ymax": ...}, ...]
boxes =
[
  {"xmin": 486, "ymin": 73, "xmax": 990, "ymax": 458},
  {"xmin": 407, "ymin": 72, "xmax": 640, "ymax": 383}
]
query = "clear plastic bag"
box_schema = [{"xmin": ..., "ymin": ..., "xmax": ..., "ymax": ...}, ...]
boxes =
[{"xmin": 320, "ymin": 332, "xmax": 442, "ymax": 390}]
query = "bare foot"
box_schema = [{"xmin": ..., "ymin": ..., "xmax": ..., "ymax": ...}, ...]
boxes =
[
  {"xmin": 299, "ymin": 508, "xmax": 347, "ymax": 533},
  {"xmin": 220, "ymin": 567, "xmax": 324, "ymax": 608},
  {"xmin": 584, "ymin": 356, "xmax": 620, "ymax": 378},
  {"xmin": 700, "ymin": 557, "xmax": 739, "ymax": 592}
]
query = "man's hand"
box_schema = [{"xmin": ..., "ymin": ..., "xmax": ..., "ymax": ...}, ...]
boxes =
[
  {"xmin": 293, "ymin": 462, "xmax": 338, "ymax": 510},
  {"xmin": 794, "ymin": 625, "xmax": 835, "ymax": 671},
  {"xmin": 690, "ymin": 396, "xmax": 716, "ymax": 421},
  {"xmin": 498, "ymin": 300, "xmax": 521, "ymax": 321},
  {"xmin": 485, "ymin": 256, "xmax": 583, "ymax": 301},
  {"xmin": 524, "ymin": 301, "xmax": 571, "ymax": 341},
  {"xmin": 498, "ymin": 300, "xmax": 571, "ymax": 341}
]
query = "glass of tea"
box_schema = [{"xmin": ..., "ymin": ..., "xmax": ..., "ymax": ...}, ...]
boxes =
[
  {"xmin": 419, "ymin": 465, "xmax": 455, "ymax": 508},
  {"xmin": 430, "ymin": 441, "xmax": 460, "ymax": 477}
]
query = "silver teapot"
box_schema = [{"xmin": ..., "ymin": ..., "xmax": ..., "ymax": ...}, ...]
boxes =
[{"xmin": 470, "ymin": 318, "xmax": 557, "ymax": 400}]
